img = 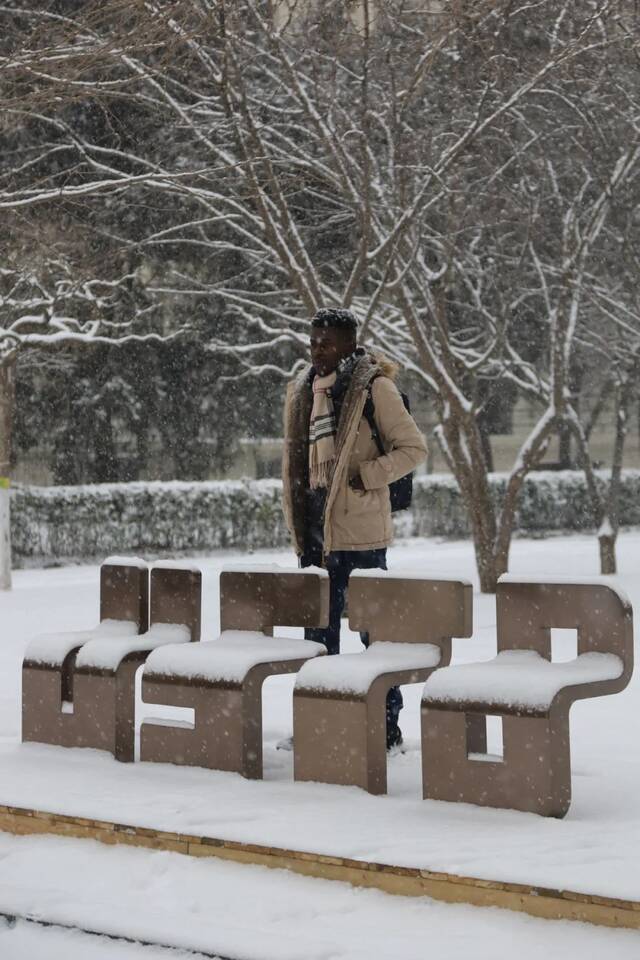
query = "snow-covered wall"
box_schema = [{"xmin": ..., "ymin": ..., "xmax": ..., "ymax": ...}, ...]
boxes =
[{"xmin": 10, "ymin": 471, "xmax": 640, "ymax": 567}]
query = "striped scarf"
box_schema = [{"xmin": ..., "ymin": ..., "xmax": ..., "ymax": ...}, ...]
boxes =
[{"xmin": 308, "ymin": 371, "xmax": 337, "ymax": 489}]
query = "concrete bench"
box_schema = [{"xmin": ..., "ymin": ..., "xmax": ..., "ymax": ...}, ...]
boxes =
[
  {"xmin": 421, "ymin": 577, "xmax": 634, "ymax": 817},
  {"xmin": 140, "ymin": 566, "xmax": 329, "ymax": 779},
  {"xmin": 70, "ymin": 562, "xmax": 201, "ymax": 761},
  {"xmin": 293, "ymin": 573, "xmax": 473, "ymax": 795},
  {"xmin": 22, "ymin": 557, "xmax": 148, "ymax": 750}
]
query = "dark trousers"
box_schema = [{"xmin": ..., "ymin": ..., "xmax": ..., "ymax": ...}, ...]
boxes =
[{"xmin": 302, "ymin": 549, "xmax": 403, "ymax": 741}]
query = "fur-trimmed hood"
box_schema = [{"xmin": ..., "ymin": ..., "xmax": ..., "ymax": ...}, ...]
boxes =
[{"xmin": 370, "ymin": 353, "xmax": 399, "ymax": 381}]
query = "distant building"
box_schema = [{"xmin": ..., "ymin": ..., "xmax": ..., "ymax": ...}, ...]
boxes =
[{"xmin": 272, "ymin": 1, "xmax": 447, "ymax": 34}]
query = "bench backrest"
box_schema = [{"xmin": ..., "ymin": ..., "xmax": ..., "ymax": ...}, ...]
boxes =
[
  {"xmin": 150, "ymin": 566, "xmax": 202, "ymax": 642},
  {"xmin": 497, "ymin": 579, "xmax": 633, "ymax": 680},
  {"xmin": 348, "ymin": 574, "xmax": 473, "ymax": 660},
  {"xmin": 219, "ymin": 569, "xmax": 329, "ymax": 634},
  {"xmin": 100, "ymin": 560, "xmax": 149, "ymax": 633}
]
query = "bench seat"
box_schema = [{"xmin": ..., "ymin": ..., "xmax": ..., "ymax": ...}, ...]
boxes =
[
  {"xmin": 140, "ymin": 567, "xmax": 329, "ymax": 780},
  {"xmin": 76, "ymin": 623, "xmax": 191, "ymax": 673},
  {"xmin": 421, "ymin": 578, "xmax": 633, "ymax": 818},
  {"xmin": 294, "ymin": 573, "xmax": 473, "ymax": 795},
  {"xmin": 24, "ymin": 619, "xmax": 139, "ymax": 668},
  {"xmin": 423, "ymin": 649, "xmax": 624, "ymax": 716},
  {"xmin": 296, "ymin": 642, "xmax": 441, "ymax": 697},
  {"xmin": 22, "ymin": 559, "xmax": 149, "ymax": 754},
  {"xmin": 145, "ymin": 630, "xmax": 325, "ymax": 687}
]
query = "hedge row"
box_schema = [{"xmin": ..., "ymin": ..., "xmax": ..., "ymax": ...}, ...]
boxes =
[
  {"xmin": 410, "ymin": 470, "xmax": 640, "ymax": 538},
  {"xmin": 10, "ymin": 470, "xmax": 640, "ymax": 567},
  {"xmin": 11, "ymin": 480, "xmax": 289, "ymax": 566}
]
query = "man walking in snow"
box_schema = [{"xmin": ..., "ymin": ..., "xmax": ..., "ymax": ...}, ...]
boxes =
[{"xmin": 282, "ymin": 307, "xmax": 427, "ymax": 748}]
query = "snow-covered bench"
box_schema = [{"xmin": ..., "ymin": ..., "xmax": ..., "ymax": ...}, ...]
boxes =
[
  {"xmin": 421, "ymin": 577, "xmax": 634, "ymax": 818},
  {"xmin": 22, "ymin": 556, "xmax": 148, "ymax": 750},
  {"xmin": 70, "ymin": 561, "xmax": 201, "ymax": 761},
  {"xmin": 293, "ymin": 573, "xmax": 473, "ymax": 795},
  {"xmin": 140, "ymin": 566, "xmax": 329, "ymax": 779},
  {"xmin": 23, "ymin": 560, "xmax": 201, "ymax": 762}
]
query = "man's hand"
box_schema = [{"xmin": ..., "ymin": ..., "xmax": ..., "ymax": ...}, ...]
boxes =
[{"xmin": 349, "ymin": 474, "xmax": 365, "ymax": 492}]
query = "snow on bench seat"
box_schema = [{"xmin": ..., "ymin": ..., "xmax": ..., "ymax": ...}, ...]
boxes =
[
  {"xmin": 144, "ymin": 631, "xmax": 326, "ymax": 684},
  {"xmin": 75, "ymin": 623, "xmax": 191, "ymax": 672},
  {"xmin": 103, "ymin": 555, "xmax": 147, "ymax": 570},
  {"xmin": 423, "ymin": 650, "xmax": 624, "ymax": 712},
  {"xmin": 220, "ymin": 563, "xmax": 328, "ymax": 577},
  {"xmin": 25, "ymin": 619, "xmax": 139, "ymax": 667},
  {"xmin": 151, "ymin": 559, "xmax": 202, "ymax": 574},
  {"xmin": 295, "ymin": 642, "xmax": 441, "ymax": 696},
  {"xmin": 353, "ymin": 568, "xmax": 472, "ymax": 583}
]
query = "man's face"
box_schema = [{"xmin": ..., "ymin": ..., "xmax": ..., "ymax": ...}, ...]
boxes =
[{"xmin": 310, "ymin": 327, "xmax": 355, "ymax": 377}]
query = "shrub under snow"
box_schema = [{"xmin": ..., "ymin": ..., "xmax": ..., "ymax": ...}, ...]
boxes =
[{"xmin": 10, "ymin": 470, "xmax": 640, "ymax": 567}]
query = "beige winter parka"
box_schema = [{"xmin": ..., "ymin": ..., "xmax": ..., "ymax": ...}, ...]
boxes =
[{"xmin": 282, "ymin": 352, "xmax": 427, "ymax": 555}]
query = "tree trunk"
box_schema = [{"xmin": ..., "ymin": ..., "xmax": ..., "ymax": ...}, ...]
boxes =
[
  {"xmin": 465, "ymin": 475, "xmax": 499, "ymax": 593},
  {"xmin": 558, "ymin": 421, "xmax": 573, "ymax": 469},
  {"xmin": 439, "ymin": 415, "xmax": 499, "ymax": 594},
  {"xmin": 478, "ymin": 419, "xmax": 494, "ymax": 473},
  {"xmin": 0, "ymin": 359, "xmax": 15, "ymax": 590},
  {"xmin": 598, "ymin": 527, "xmax": 617, "ymax": 575},
  {"xmin": 473, "ymin": 535, "xmax": 498, "ymax": 594},
  {"xmin": 596, "ymin": 388, "xmax": 628, "ymax": 576},
  {"xmin": 493, "ymin": 413, "xmax": 556, "ymax": 589}
]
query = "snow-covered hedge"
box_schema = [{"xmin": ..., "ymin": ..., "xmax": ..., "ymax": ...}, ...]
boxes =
[
  {"xmin": 411, "ymin": 469, "xmax": 640, "ymax": 538},
  {"xmin": 10, "ymin": 470, "xmax": 640, "ymax": 567},
  {"xmin": 11, "ymin": 480, "xmax": 289, "ymax": 567}
]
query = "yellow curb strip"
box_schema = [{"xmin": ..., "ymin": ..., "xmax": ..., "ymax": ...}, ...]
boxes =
[{"xmin": 0, "ymin": 804, "xmax": 638, "ymax": 931}]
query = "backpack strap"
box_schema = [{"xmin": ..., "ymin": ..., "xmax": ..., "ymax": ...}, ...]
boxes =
[{"xmin": 363, "ymin": 383, "xmax": 385, "ymax": 457}]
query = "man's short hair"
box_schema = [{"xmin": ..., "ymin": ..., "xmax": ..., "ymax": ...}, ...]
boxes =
[{"xmin": 311, "ymin": 308, "xmax": 358, "ymax": 336}]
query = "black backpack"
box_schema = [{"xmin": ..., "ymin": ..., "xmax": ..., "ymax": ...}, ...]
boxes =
[{"xmin": 363, "ymin": 385, "xmax": 414, "ymax": 512}]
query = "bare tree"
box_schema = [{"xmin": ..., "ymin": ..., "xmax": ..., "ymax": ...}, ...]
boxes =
[
  {"xmin": 571, "ymin": 268, "xmax": 640, "ymax": 574},
  {"xmin": 2, "ymin": 0, "xmax": 638, "ymax": 590},
  {"xmin": 0, "ymin": 249, "xmax": 177, "ymax": 587}
]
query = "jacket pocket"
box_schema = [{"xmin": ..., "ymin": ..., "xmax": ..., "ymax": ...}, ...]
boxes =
[{"xmin": 330, "ymin": 484, "xmax": 387, "ymax": 547}]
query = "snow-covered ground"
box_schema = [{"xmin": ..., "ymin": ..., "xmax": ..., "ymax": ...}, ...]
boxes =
[
  {"xmin": 2, "ymin": 832, "xmax": 640, "ymax": 960},
  {"xmin": 1, "ymin": 533, "xmax": 640, "ymax": 958}
]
